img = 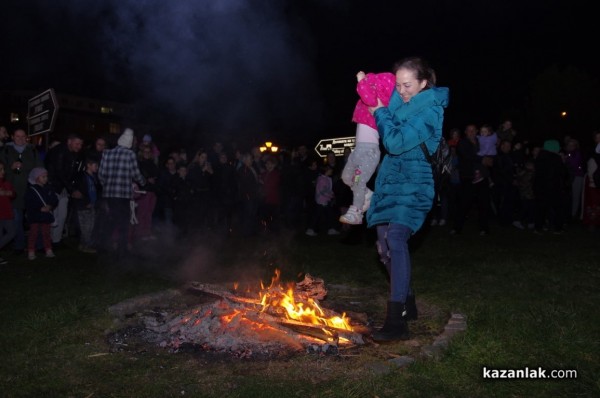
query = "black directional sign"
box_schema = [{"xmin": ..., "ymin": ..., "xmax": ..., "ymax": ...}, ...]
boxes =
[
  {"xmin": 27, "ymin": 89, "xmax": 59, "ymax": 136},
  {"xmin": 314, "ymin": 136, "xmax": 356, "ymax": 157}
]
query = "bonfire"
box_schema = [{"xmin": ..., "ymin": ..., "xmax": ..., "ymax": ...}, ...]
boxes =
[{"xmin": 113, "ymin": 270, "xmax": 367, "ymax": 357}]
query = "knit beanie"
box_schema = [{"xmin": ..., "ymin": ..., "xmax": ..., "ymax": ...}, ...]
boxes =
[
  {"xmin": 543, "ymin": 139, "xmax": 560, "ymax": 153},
  {"xmin": 118, "ymin": 128, "xmax": 134, "ymax": 148},
  {"xmin": 28, "ymin": 167, "xmax": 48, "ymax": 185},
  {"xmin": 142, "ymin": 134, "xmax": 152, "ymax": 143}
]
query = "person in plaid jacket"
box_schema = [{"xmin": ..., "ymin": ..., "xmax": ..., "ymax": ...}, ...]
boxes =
[{"xmin": 98, "ymin": 128, "xmax": 145, "ymax": 256}]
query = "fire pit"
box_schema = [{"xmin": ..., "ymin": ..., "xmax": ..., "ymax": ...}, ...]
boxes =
[{"xmin": 107, "ymin": 270, "xmax": 369, "ymax": 358}]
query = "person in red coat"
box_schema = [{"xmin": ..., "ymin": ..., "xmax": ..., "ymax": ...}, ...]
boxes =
[
  {"xmin": 0, "ymin": 161, "xmax": 16, "ymax": 264},
  {"xmin": 259, "ymin": 156, "xmax": 282, "ymax": 233}
]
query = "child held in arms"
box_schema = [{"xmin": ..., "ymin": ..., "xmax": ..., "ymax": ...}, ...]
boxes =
[
  {"xmin": 340, "ymin": 70, "xmax": 395, "ymax": 225},
  {"xmin": 25, "ymin": 167, "xmax": 58, "ymax": 260}
]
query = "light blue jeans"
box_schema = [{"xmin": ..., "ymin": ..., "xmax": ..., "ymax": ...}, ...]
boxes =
[
  {"xmin": 376, "ymin": 223, "xmax": 413, "ymax": 302},
  {"xmin": 341, "ymin": 142, "xmax": 380, "ymax": 210}
]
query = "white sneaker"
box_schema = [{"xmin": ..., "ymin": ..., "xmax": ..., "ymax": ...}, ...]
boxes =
[
  {"xmin": 430, "ymin": 219, "xmax": 438, "ymax": 226},
  {"xmin": 438, "ymin": 219, "xmax": 446, "ymax": 226},
  {"xmin": 362, "ymin": 189, "xmax": 373, "ymax": 212},
  {"xmin": 28, "ymin": 252, "xmax": 36, "ymax": 260},
  {"xmin": 45, "ymin": 250, "xmax": 56, "ymax": 258},
  {"xmin": 339, "ymin": 206, "xmax": 363, "ymax": 225},
  {"xmin": 327, "ymin": 228, "xmax": 340, "ymax": 235},
  {"xmin": 305, "ymin": 228, "xmax": 317, "ymax": 237},
  {"xmin": 512, "ymin": 221, "xmax": 525, "ymax": 230}
]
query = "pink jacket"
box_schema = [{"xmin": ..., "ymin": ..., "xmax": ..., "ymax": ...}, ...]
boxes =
[
  {"xmin": 351, "ymin": 72, "xmax": 396, "ymax": 130},
  {"xmin": 315, "ymin": 174, "xmax": 334, "ymax": 206}
]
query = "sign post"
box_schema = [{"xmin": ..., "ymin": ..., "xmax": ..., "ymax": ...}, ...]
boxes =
[
  {"xmin": 314, "ymin": 136, "xmax": 356, "ymax": 157},
  {"xmin": 27, "ymin": 89, "xmax": 59, "ymax": 146}
]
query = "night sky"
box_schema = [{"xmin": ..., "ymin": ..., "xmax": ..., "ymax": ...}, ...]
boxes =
[{"xmin": 1, "ymin": 0, "xmax": 597, "ymax": 147}]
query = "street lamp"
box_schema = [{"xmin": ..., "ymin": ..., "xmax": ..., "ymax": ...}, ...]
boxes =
[{"xmin": 259, "ymin": 141, "xmax": 278, "ymax": 153}]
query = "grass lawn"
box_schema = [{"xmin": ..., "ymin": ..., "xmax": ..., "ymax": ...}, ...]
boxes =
[{"xmin": 0, "ymin": 221, "xmax": 598, "ymax": 398}]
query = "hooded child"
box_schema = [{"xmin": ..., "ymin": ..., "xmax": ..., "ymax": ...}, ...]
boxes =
[{"xmin": 25, "ymin": 167, "xmax": 58, "ymax": 260}]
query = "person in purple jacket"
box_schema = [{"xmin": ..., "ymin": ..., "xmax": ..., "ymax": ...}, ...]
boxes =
[{"xmin": 474, "ymin": 124, "xmax": 498, "ymax": 185}]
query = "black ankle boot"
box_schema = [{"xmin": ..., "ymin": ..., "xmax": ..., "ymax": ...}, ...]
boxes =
[
  {"xmin": 372, "ymin": 301, "xmax": 410, "ymax": 342},
  {"xmin": 405, "ymin": 294, "xmax": 418, "ymax": 321}
]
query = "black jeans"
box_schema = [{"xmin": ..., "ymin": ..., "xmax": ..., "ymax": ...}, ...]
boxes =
[
  {"xmin": 453, "ymin": 179, "xmax": 491, "ymax": 232},
  {"xmin": 98, "ymin": 198, "xmax": 130, "ymax": 255}
]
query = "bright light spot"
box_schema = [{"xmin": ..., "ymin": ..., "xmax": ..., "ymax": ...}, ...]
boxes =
[{"xmin": 260, "ymin": 141, "xmax": 278, "ymax": 152}]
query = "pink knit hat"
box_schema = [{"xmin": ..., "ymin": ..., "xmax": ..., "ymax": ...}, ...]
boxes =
[{"xmin": 28, "ymin": 167, "xmax": 48, "ymax": 185}]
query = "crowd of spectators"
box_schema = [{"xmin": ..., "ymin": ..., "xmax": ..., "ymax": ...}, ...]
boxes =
[
  {"xmin": 433, "ymin": 121, "xmax": 600, "ymax": 236},
  {"xmin": 0, "ymin": 121, "xmax": 599, "ymax": 263}
]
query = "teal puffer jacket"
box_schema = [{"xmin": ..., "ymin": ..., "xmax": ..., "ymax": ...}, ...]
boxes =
[{"xmin": 366, "ymin": 87, "xmax": 449, "ymax": 232}]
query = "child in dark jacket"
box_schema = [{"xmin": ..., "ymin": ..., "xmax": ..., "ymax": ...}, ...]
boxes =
[
  {"xmin": 0, "ymin": 161, "xmax": 16, "ymax": 264},
  {"xmin": 25, "ymin": 167, "xmax": 58, "ymax": 260},
  {"xmin": 72, "ymin": 158, "xmax": 101, "ymax": 253}
]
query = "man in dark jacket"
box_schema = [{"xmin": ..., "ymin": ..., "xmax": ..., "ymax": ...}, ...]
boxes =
[
  {"xmin": 0, "ymin": 128, "xmax": 43, "ymax": 253},
  {"xmin": 534, "ymin": 139, "xmax": 569, "ymax": 233},
  {"xmin": 493, "ymin": 140, "xmax": 518, "ymax": 226},
  {"xmin": 452, "ymin": 124, "xmax": 491, "ymax": 235},
  {"xmin": 44, "ymin": 133, "xmax": 84, "ymax": 245}
]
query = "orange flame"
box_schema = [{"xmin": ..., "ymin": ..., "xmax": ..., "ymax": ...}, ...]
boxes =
[{"xmin": 257, "ymin": 269, "xmax": 352, "ymax": 331}]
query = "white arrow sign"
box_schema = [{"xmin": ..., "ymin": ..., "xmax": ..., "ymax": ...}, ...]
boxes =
[{"xmin": 314, "ymin": 136, "xmax": 355, "ymax": 157}]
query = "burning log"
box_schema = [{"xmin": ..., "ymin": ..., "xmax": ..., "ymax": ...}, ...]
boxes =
[
  {"xmin": 189, "ymin": 273, "xmax": 327, "ymax": 306},
  {"xmin": 275, "ymin": 318, "xmax": 365, "ymax": 346},
  {"xmin": 236, "ymin": 303, "xmax": 365, "ymax": 346},
  {"xmin": 187, "ymin": 278, "xmax": 360, "ymax": 337},
  {"xmin": 186, "ymin": 282, "xmax": 262, "ymax": 307},
  {"xmin": 295, "ymin": 273, "xmax": 327, "ymax": 300}
]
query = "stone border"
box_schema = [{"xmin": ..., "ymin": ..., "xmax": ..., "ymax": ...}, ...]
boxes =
[{"xmin": 388, "ymin": 313, "xmax": 467, "ymax": 368}]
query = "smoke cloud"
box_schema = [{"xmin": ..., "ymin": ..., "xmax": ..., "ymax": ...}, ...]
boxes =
[
  {"xmin": 3, "ymin": 0, "xmax": 326, "ymax": 144},
  {"xmin": 102, "ymin": 1, "xmax": 323, "ymax": 138}
]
